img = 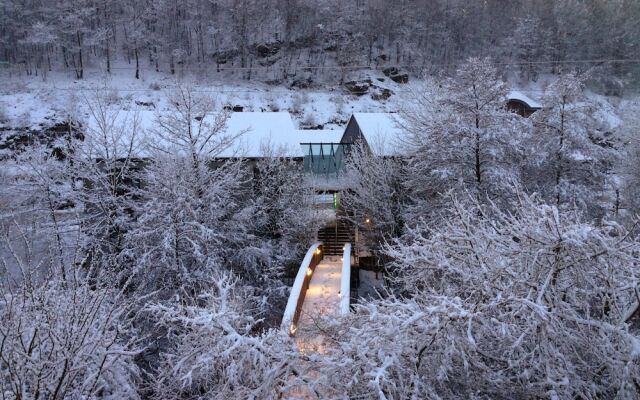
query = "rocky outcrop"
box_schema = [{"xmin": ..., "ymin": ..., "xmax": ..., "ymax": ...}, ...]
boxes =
[
  {"xmin": 0, "ymin": 121, "xmax": 84, "ymax": 159},
  {"xmin": 344, "ymin": 80, "xmax": 370, "ymax": 95},
  {"xmin": 255, "ymin": 41, "xmax": 281, "ymax": 58},
  {"xmin": 291, "ymin": 78, "xmax": 313, "ymax": 89},
  {"xmin": 223, "ymin": 105, "xmax": 244, "ymax": 112},
  {"xmin": 371, "ymin": 88, "xmax": 394, "ymax": 101},
  {"xmin": 383, "ymin": 66, "xmax": 409, "ymax": 83}
]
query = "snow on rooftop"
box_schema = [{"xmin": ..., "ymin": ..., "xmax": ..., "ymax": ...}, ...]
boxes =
[
  {"xmin": 80, "ymin": 110, "xmax": 346, "ymax": 158},
  {"xmin": 351, "ymin": 112, "xmax": 406, "ymax": 156},
  {"xmin": 218, "ymin": 112, "xmax": 300, "ymax": 157},
  {"xmin": 296, "ymin": 129, "xmax": 343, "ymax": 144},
  {"xmin": 507, "ymin": 90, "xmax": 542, "ymax": 109},
  {"xmin": 81, "ymin": 109, "xmax": 155, "ymax": 158}
]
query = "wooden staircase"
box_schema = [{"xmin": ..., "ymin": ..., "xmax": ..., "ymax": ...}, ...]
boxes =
[{"xmin": 317, "ymin": 221, "xmax": 354, "ymax": 256}]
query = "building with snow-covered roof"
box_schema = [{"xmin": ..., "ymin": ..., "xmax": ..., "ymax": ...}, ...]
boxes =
[
  {"xmin": 340, "ymin": 112, "xmax": 407, "ymax": 156},
  {"xmin": 506, "ymin": 91, "xmax": 542, "ymax": 117},
  {"xmin": 297, "ymin": 129, "xmax": 348, "ymax": 180},
  {"xmin": 217, "ymin": 113, "xmax": 345, "ymax": 162},
  {"xmin": 215, "ymin": 112, "xmax": 349, "ymax": 180},
  {"xmin": 217, "ymin": 112, "xmax": 299, "ymax": 158}
]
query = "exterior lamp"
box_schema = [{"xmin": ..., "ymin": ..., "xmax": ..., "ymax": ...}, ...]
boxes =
[
  {"xmin": 315, "ymin": 248, "xmax": 321, "ymax": 255},
  {"xmin": 306, "ymin": 268, "xmax": 313, "ymax": 277},
  {"xmin": 365, "ymin": 218, "xmax": 371, "ymax": 224},
  {"xmin": 289, "ymin": 323, "xmax": 297, "ymax": 336}
]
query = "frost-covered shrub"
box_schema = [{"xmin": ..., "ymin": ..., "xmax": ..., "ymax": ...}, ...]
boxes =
[
  {"xmin": 105, "ymin": 88, "xmax": 120, "ymax": 105},
  {"xmin": 248, "ymin": 156, "xmax": 323, "ymax": 274},
  {"xmin": 290, "ymin": 92, "xmax": 308, "ymax": 114},
  {"xmin": 528, "ymin": 72, "xmax": 618, "ymax": 218},
  {"xmin": 331, "ymin": 94, "xmax": 346, "ymax": 116},
  {"xmin": 401, "ymin": 57, "xmax": 525, "ymax": 219},
  {"xmin": 0, "ymin": 278, "xmax": 139, "ymax": 399},
  {"xmin": 148, "ymin": 271, "xmax": 294, "ymax": 399},
  {"xmin": 15, "ymin": 110, "xmax": 32, "ymax": 128},
  {"xmin": 265, "ymin": 93, "xmax": 280, "ymax": 111},
  {"xmin": 341, "ymin": 142, "xmax": 407, "ymax": 250},
  {"xmin": 302, "ymin": 111, "xmax": 316, "ymax": 127}
]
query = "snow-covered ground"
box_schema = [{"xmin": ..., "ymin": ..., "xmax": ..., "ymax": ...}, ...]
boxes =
[
  {"xmin": 0, "ymin": 67, "xmax": 407, "ymax": 132},
  {"xmin": 1, "ymin": 68, "xmax": 625, "ymax": 147},
  {"xmin": 358, "ymin": 269, "xmax": 385, "ymax": 300}
]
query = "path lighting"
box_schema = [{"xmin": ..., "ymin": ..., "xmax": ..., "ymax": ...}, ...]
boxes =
[
  {"xmin": 315, "ymin": 248, "xmax": 321, "ymax": 255},
  {"xmin": 289, "ymin": 323, "xmax": 297, "ymax": 336},
  {"xmin": 306, "ymin": 268, "xmax": 313, "ymax": 277},
  {"xmin": 365, "ymin": 218, "xmax": 371, "ymax": 224}
]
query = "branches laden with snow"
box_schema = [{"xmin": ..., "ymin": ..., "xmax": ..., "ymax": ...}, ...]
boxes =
[
  {"xmin": 310, "ymin": 190, "xmax": 640, "ymax": 399},
  {"xmin": 401, "ymin": 57, "xmax": 526, "ymax": 219}
]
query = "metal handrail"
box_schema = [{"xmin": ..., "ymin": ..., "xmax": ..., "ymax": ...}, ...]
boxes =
[
  {"xmin": 282, "ymin": 242, "xmax": 324, "ymax": 336},
  {"xmin": 340, "ymin": 243, "xmax": 351, "ymax": 316}
]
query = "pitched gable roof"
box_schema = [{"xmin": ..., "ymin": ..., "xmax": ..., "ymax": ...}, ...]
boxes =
[{"xmin": 344, "ymin": 112, "xmax": 407, "ymax": 156}]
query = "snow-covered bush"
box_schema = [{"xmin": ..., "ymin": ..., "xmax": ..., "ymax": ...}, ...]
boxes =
[
  {"xmin": 2, "ymin": 145, "xmax": 80, "ymax": 285},
  {"xmin": 123, "ymin": 87, "xmax": 246, "ymax": 301},
  {"xmin": 302, "ymin": 111, "xmax": 316, "ymax": 127},
  {"xmin": 72, "ymin": 90, "xmax": 145, "ymax": 279},
  {"xmin": 247, "ymin": 155, "xmax": 322, "ymax": 269},
  {"xmin": 315, "ymin": 190, "xmax": 640, "ymax": 399},
  {"xmin": 0, "ymin": 276, "xmax": 139, "ymax": 399},
  {"xmin": 290, "ymin": 92, "xmax": 308, "ymax": 115},
  {"xmin": 147, "ymin": 271, "xmax": 295, "ymax": 399}
]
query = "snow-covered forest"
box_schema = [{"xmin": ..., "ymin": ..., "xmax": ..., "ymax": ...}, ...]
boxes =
[
  {"xmin": 2, "ymin": 1, "xmax": 640, "ymax": 399},
  {"xmin": 1, "ymin": 0, "xmax": 639, "ymax": 89}
]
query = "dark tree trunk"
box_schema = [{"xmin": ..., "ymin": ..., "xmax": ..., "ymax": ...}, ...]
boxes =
[
  {"xmin": 134, "ymin": 44, "xmax": 139, "ymax": 79},
  {"xmin": 76, "ymin": 31, "xmax": 84, "ymax": 79}
]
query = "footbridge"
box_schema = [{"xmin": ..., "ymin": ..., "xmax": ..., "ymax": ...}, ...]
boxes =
[{"xmin": 281, "ymin": 242, "xmax": 352, "ymax": 343}]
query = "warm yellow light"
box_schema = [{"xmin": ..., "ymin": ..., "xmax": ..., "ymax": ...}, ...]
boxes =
[
  {"xmin": 289, "ymin": 323, "xmax": 297, "ymax": 335},
  {"xmin": 315, "ymin": 248, "xmax": 321, "ymax": 255},
  {"xmin": 365, "ymin": 218, "xmax": 371, "ymax": 224},
  {"xmin": 306, "ymin": 268, "xmax": 313, "ymax": 276}
]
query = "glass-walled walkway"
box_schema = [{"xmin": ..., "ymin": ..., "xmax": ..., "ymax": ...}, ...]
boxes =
[{"xmin": 301, "ymin": 143, "xmax": 350, "ymax": 179}]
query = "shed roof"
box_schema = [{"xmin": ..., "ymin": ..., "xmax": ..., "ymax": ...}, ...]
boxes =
[{"xmin": 507, "ymin": 91, "xmax": 542, "ymax": 109}]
